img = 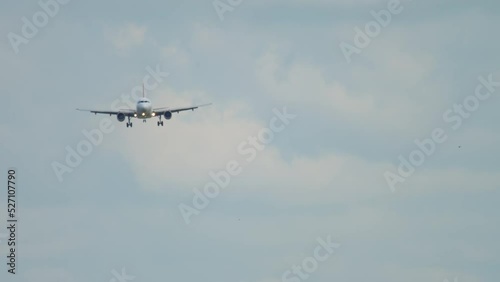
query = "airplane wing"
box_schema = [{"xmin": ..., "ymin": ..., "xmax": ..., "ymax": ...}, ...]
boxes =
[
  {"xmin": 76, "ymin": 108, "xmax": 136, "ymax": 116},
  {"xmin": 153, "ymin": 103, "xmax": 212, "ymax": 115}
]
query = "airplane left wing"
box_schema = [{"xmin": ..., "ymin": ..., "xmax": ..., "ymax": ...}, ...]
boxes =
[{"xmin": 153, "ymin": 103, "xmax": 212, "ymax": 115}]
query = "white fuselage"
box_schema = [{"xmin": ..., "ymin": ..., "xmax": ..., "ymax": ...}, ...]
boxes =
[{"xmin": 136, "ymin": 98, "xmax": 153, "ymax": 119}]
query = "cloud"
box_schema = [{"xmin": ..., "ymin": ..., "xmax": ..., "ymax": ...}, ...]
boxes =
[
  {"xmin": 2, "ymin": 1, "xmax": 500, "ymax": 281},
  {"xmin": 161, "ymin": 42, "xmax": 191, "ymax": 68},
  {"xmin": 98, "ymin": 78, "xmax": 500, "ymax": 208},
  {"xmin": 105, "ymin": 23, "xmax": 146, "ymax": 54},
  {"xmin": 191, "ymin": 23, "xmax": 226, "ymax": 50},
  {"xmin": 250, "ymin": 0, "xmax": 389, "ymax": 8},
  {"xmin": 99, "ymin": 84, "xmax": 393, "ymax": 206},
  {"xmin": 255, "ymin": 45, "xmax": 440, "ymax": 137},
  {"xmin": 21, "ymin": 267, "xmax": 79, "ymax": 282}
]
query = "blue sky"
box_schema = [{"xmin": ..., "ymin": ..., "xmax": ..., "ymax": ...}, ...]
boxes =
[{"xmin": 1, "ymin": 0, "xmax": 499, "ymax": 281}]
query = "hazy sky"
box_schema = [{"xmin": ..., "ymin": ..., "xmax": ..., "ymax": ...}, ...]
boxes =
[{"xmin": 1, "ymin": 0, "xmax": 500, "ymax": 281}]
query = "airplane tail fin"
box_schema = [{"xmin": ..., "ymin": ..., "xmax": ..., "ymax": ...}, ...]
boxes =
[{"xmin": 142, "ymin": 83, "xmax": 145, "ymax": 98}]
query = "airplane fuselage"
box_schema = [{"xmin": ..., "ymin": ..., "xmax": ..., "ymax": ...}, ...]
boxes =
[{"xmin": 136, "ymin": 98, "xmax": 153, "ymax": 119}]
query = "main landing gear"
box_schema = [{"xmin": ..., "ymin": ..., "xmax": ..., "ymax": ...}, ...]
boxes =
[
  {"xmin": 157, "ymin": 116, "xmax": 164, "ymax": 126},
  {"xmin": 126, "ymin": 116, "xmax": 133, "ymax": 128}
]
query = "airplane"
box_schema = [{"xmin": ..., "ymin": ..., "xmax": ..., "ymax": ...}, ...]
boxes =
[{"xmin": 77, "ymin": 84, "xmax": 211, "ymax": 127}]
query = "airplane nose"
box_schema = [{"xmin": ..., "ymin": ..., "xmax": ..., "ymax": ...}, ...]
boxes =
[{"xmin": 137, "ymin": 103, "xmax": 151, "ymax": 116}]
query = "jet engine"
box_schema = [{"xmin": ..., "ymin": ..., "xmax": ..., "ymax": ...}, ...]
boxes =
[
  {"xmin": 117, "ymin": 113, "xmax": 126, "ymax": 122},
  {"xmin": 164, "ymin": 111, "xmax": 172, "ymax": 120}
]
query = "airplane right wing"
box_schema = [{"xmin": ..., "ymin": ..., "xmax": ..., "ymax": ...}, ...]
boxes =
[{"xmin": 76, "ymin": 108, "xmax": 136, "ymax": 116}]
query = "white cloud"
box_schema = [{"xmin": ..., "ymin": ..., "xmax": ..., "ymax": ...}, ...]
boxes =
[
  {"xmin": 106, "ymin": 23, "xmax": 146, "ymax": 54},
  {"xmin": 99, "ymin": 85, "xmax": 393, "ymax": 205},
  {"xmin": 161, "ymin": 43, "xmax": 191, "ymax": 68},
  {"xmin": 190, "ymin": 23, "xmax": 226, "ymax": 51},
  {"xmin": 255, "ymin": 43, "xmax": 445, "ymax": 138},
  {"xmin": 97, "ymin": 80, "xmax": 500, "ymax": 208},
  {"xmin": 251, "ymin": 0, "xmax": 388, "ymax": 8},
  {"xmin": 21, "ymin": 267, "xmax": 79, "ymax": 282},
  {"xmin": 2, "ymin": 2, "xmax": 499, "ymax": 281}
]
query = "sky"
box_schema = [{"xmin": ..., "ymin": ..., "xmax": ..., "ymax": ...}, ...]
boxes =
[{"xmin": 1, "ymin": 0, "xmax": 500, "ymax": 281}]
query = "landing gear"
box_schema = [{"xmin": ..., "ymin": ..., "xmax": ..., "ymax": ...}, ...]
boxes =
[
  {"xmin": 157, "ymin": 116, "xmax": 164, "ymax": 126},
  {"xmin": 126, "ymin": 117, "xmax": 133, "ymax": 128}
]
